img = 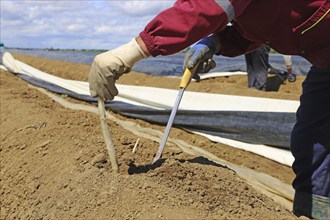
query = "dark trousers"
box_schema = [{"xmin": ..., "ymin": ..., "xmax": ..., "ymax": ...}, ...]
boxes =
[
  {"xmin": 291, "ymin": 66, "xmax": 330, "ymax": 218},
  {"xmin": 244, "ymin": 45, "xmax": 271, "ymax": 90}
]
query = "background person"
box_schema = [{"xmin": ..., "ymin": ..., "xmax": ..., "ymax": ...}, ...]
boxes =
[
  {"xmin": 244, "ymin": 44, "xmax": 271, "ymax": 90},
  {"xmin": 244, "ymin": 45, "xmax": 295, "ymax": 91},
  {"xmin": 283, "ymin": 55, "xmax": 293, "ymax": 75},
  {"xmin": 88, "ymin": 1, "xmax": 330, "ymax": 218}
]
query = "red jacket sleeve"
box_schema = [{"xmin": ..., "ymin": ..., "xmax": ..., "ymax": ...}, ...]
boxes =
[
  {"xmin": 139, "ymin": 0, "xmax": 229, "ymax": 56},
  {"xmin": 215, "ymin": 23, "xmax": 263, "ymax": 57}
]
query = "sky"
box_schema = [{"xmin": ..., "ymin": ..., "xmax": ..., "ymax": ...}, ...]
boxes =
[{"xmin": 0, "ymin": 0, "xmax": 175, "ymax": 50}]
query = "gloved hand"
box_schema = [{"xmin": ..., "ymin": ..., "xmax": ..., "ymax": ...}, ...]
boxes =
[
  {"xmin": 183, "ymin": 35, "xmax": 218, "ymax": 81},
  {"xmin": 89, "ymin": 39, "xmax": 147, "ymax": 101}
]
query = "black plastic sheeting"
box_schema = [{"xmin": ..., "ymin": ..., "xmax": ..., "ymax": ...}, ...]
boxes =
[{"xmin": 17, "ymin": 73, "xmax": 296, "ymax": 150}]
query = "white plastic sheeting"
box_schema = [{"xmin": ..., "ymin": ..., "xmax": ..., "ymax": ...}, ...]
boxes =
[{"xmin": 1, "ymin": 52, "xmax": 296, "ymax": 166}]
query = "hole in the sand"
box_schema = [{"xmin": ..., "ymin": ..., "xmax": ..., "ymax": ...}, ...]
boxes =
[
  {"xmin": 128, "ymin": 156, "xmax": 229, "ymax": 175},
  {"xmin": 178, "ymin": 156, "xmax": 228, "ymax": 169},
  {"xmin": 128, "ymin": 159, "xmax": 165, "ymax": 174}
]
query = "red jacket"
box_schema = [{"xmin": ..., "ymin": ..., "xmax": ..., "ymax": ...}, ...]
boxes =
[{"xmin": 140, "ymin": 0, "xmax": 330, "ymax": 68}]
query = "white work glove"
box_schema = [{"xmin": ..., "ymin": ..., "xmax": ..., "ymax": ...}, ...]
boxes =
[
  {"xmin": 183, "ymin": 35, "xmax": 217, "ymax": 81},
  {"xmin": 89, "ymin": 39, "xmax": 147, "ymax": 101}
]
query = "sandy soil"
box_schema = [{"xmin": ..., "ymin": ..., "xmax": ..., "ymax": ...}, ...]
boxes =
[{"xmin": 0, "ymin": 54, "xmax": 305, "ymax": 219}]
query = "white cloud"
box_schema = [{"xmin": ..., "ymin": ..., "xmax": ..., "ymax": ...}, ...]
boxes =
[
  {"xmin": 108, "ymin": 0, "xmax": 174, "ymax": 16},
  {"xmin": 0, "ymin": 0, "xmax": 175, "ymax": 49},
  {"xmin": 67, "ymin": 24, "xmax": 87, "ymax": 32}
]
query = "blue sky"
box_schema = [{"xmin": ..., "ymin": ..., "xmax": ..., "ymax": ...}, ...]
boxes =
[{"xmin": 0, "ymin": 0, "xmax": 175, "ymax": 50}]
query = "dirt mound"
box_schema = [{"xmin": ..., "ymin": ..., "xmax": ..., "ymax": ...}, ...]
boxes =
[{"xmin": 1, "ymin": 54, "xmax": 299, "ymax": 219}]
